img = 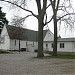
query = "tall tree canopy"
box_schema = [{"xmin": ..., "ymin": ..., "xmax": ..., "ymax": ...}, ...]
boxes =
[{"xmin": 0, "ymin": 7, "xmax": 8, "ymax": 33}]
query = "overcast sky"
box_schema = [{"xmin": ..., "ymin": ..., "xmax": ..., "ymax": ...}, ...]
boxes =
[{"xmin": 0, "ymin": 0, "xmax": 75, "ymax": 38}]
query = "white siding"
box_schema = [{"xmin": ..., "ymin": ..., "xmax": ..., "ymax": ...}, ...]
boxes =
[
  {"xmin": 0, "ymin": 25, "xmax": 10, "ymax": 50},
  {"xmin": 10, "ymin": 39, "xmax": 38, "ymax": 52},
  {"xmin": 43, "ymin": 42, "xmax": 53, "ymax": 51},
  {"xmin": 43, "ymin": 41, "xmax": 75, "ymax": 52},
  {"xmin": 72, "ymin": 42, "xmax": 75, "ymax": 52},
  {"xmin": 26, "ymin": 41, "xmax": 38, "ymax": 52},
  {"xmin": 10, "ymin": 40, "xmax": 27, "ymax": 50},
  {"xmin": 0, "ymin": 25, "xmax": 75, "ymax": 52},
  {"xmin": 44, "ymin": 30, "xmax": 54, "ymax": 41},
  {"xmin": 73, "ymin": 42, "xmax": 75, "ymax": 52},
  {"xmin": 57, "ymin": 42, "xmax": 74, "ymax": 52}
]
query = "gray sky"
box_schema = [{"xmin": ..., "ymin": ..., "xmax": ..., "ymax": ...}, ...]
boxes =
[{"xmin": 0, "ymin": 0, "xmax": 75, "ymax": 38}]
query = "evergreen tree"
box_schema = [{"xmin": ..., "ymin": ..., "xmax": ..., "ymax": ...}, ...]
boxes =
[{"xmin": 0, "ymin": 7, "xmax": 8, "ymax": 33}]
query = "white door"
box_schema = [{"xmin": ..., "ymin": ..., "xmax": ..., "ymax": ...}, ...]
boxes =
[{"xmin": 27, "ymin": 44, "xmax": 34, "ymax": 52}]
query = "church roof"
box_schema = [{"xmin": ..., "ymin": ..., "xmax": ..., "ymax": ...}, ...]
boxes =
[{"xmin": 6, "ymin": 25, "xmax": 48, "ymax": 41}]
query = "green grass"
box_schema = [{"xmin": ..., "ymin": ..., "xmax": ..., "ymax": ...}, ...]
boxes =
[
  {"xmin": 49, "ymin": 54, "xmax": 75, "ymax": 59},
  {"xmin": 45, "ymin": 51, "xmax": 75, "ymax": 59},
  {"xmin": 0, "ymin": 50, "xmax": 12, "ymax": 54},
  {"xmin": 34, "ymin": 51, "xmax": 75, "ymax": 59}
]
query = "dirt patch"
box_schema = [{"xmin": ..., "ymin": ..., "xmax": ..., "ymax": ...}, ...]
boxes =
[{"xmin": 0, "ymin": 52, "xmax": 75, "ymax": 75}]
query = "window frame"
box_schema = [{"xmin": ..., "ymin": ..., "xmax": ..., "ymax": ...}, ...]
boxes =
[
  {"xmin": 26, "ymin": 41, "xmax": 27, "ymax": 47},
  {"xmin": 46, "ymin": 43, "xmax": 48, "ymax": 48},
  {"xmin": 60, "ymin": 43, "xmax": 64, "ymax": 48},
  {"xmin": 51, "ymin": 43, "xmax": 54, "ymax": 48},
  {"xmin": 14, "ymin": 40, "xmax": 16, "ymax": 46}
]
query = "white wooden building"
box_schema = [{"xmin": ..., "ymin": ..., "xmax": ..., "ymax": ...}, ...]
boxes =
[
  {"xmin": 0, "ymin": 25, "xmax": 53, "ymax": 51},
  {"xmin": 0, "ymin": 25, "xmax": 75, "ymax": 52},
  {"xmin": 44, "ymin": 38, "xmax": 75, "ymax": 52}
]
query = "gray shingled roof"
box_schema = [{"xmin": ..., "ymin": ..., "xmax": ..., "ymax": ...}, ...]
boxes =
[
  {"xmin": 58, "ymin": 38, "xmax": 75, "ymax": 42},
  {"xmin": 6, "ymin": 25, "xmax": 48, "ymax": 41}
]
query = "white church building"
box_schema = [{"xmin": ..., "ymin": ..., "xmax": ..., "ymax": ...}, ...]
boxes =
[{"xmin": 0, "ymin": 25, "xmax": 75, "ymax": 52}]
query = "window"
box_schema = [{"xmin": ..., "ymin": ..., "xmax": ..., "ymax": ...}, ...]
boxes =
[
  {"xmin": 60, "ymin": 43, "xmax": 64, "ymax": 48},
  {"xmin": 51, "ymin": 43, "xmax": 54, "ymax": 48},
  {"xmin": 15, "ymin": 40, "xmax": 16, "ymax": 46},
  {"xmin": 46, "ymin": 44, "xmax": 48, "ymax": 47},
  {"xmin": 26, "ymin": 41, "xmax": 27, "ymax": 46},
  {"xmin": 33, "ymin": 42, "xmax": 34, "ymax": 46}
]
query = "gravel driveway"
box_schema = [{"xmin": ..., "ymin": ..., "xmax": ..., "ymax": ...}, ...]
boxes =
[{"xmin": 0, "ymin": 52, "xmax": 75, "ymax": 75}]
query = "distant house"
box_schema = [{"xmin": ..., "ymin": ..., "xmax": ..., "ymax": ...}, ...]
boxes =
[
  {"xmin": 45, "ymin": 38, "xmax": 75, "ymax": 52},
  {"xmin": 0, "ymin": 25, "xmax": 75, "ymax": 52}
]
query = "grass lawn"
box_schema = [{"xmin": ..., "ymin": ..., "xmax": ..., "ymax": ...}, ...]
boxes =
[
  {"xmin": 45, "ymin": 51, "xmax": 75, "ymax": 59},
  {"xmin": 0, "ymin": 50, "xmax": 12, "ymax": 54}
]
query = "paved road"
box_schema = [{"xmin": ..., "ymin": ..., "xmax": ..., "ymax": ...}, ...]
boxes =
[{"xmin": 0, "ymin": 52, "xmax": 75, "ymax": 75}]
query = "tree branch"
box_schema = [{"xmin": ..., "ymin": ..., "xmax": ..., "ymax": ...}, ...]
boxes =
[
  {"xmin": 24, "ymin": 15, "xmax": 32, "ymax": 19},
  {"xmin": 56, "ymin": 0, "xmax": 60, "ymax": 12},
  {"xmin": 46, "ymin": 3, "xmax": 51, "ymax": 9},
  {"xmin": 35, "ymin": 0, "xmax": 41, "ymax": 14},
  {"xmin": 44, "ymin": 15, "xmax": 54, "ymax": 26},
  {"xmin": 45, "ymin": 12, "xmax": 47, "ymax": 25},
  {"xmin": 57, "ymin": 13, "xmax": 75, "ymax": 21},
  {"xmin": 0, "ymin": 0, "xmax": 38, "ymax": 18},
  {"xmin": 41, "ymin": 0, "xmax": 47, "ymax": 18},
  {"xmin": 11, "ymin": 15, "xmax": 32, "ymax": 26}
]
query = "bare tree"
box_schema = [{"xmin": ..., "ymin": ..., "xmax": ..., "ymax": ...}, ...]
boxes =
[
  {"xmin": 10, "ymin": 16, "xmax": 24, "ymax": 53},
  {"xmin": 0, "ymin": 0, "xmax": 52, "ymax": 57},
  {"xmin": 0, "ymin": 0, "xmax": 74, "ymax": 57},
  {"xmin": 11, "ymin": 15, "xmax": 31, "ymax": 53},
  {"xmin": 11, "ymin": 16, "xmax": 24, "ymax": 26},
  {"xmin": 49, "ymin": 0, "xmax": 75, "ymax": 56}
]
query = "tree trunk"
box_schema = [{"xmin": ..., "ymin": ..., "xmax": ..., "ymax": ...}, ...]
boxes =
[
  {"xmin": 19, "ymin": 39, "xmax": 20, "ymax": 53},
  {"xmin": 53, "ymin": 15, "xmax": 57, "ymax": 56},
  {"xmin": 37, "ymin": 21, "xmax": 44, "ymax": 57}
]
